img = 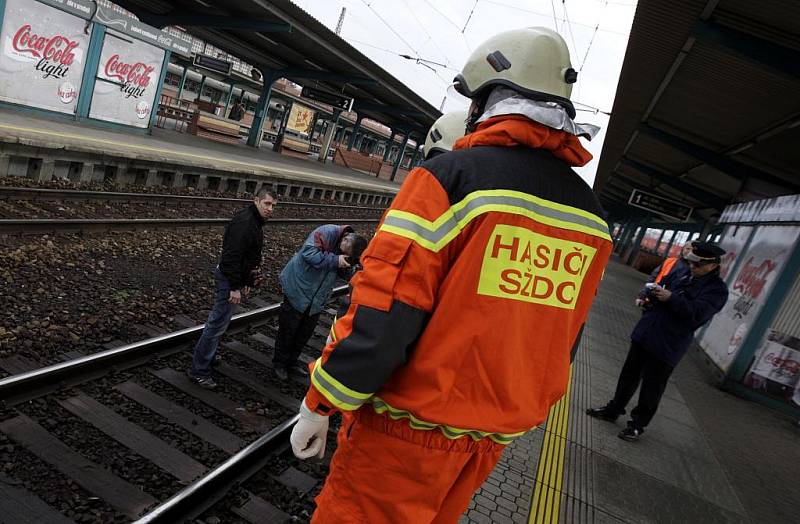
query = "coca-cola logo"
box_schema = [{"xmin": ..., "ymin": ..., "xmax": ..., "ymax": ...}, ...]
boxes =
[
  {"xmin": 135, "ymin": 100, "xmax": 150, "ymax": 119},
  {"xmin": 104, "ymin": 54, "xmax": 154, "ymax": 87},
  {"xmin": 11, "ymin": 24, "xmax": 78, "ymax": 66},
  {"xmin": 57, "ymin": 82, "xmax": 77, "ymax": 104},
  {"xmin": 733, "ymin": 256, "xmax": 777, "ymax": 299}
]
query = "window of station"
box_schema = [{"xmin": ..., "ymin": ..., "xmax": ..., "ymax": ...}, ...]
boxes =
[
  {"xmin": 640, "ymin": 228, "xmax": 663, "ymax": 252},
  {"xmin": 668, "ymin": 231, "xmax": 691, "ymax": 257},
  {"xmin": 657, "ymin": 230, "xmax": 675, "ymax": 255},
  {"xmin": 164, "ymin": 72, "xmax": 181, "ymax": 87}
]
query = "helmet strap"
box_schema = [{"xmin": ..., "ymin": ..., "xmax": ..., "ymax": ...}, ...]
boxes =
[{"xmin": 466, "ymin": 93, "xmax": 489, "ymax": 133}]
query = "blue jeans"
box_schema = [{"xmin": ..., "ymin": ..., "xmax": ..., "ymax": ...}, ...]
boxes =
[{"xmin": 191, "ymin": 268, "xmax": 235, "ymax": 377}]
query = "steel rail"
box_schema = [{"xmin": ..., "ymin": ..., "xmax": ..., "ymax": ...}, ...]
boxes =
[
  {"xmin": 0, "ymin": 286, "xmax": 348, "ymax": 406},
  {"xmin": 0, "ymin": 187, "xmax": 387, "ymax": 210},
  {"xmin": 0, "ymin": 218, "xmax": 380, "ymax": 234},
  {"xmin": 133, "ymin": 414, "xmax": 299, "ymax": 524}
]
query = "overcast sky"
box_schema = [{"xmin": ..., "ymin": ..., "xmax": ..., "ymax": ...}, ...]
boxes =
[{"xmin": 291, "ymin": 0, "xmax": 637, "ymax": 186}]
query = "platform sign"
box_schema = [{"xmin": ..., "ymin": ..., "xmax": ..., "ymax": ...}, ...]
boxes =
[
  {"xmin": 89, "ymin": 29, "xmax": 165, "ymax": 128},
  {"xmin": 0, "ymin": 0, "xmax": 91, "ymax": 114},
  {"xmin": 627, "ymin": 189, "xmax": 693, "ymax": 222},
  {"xmin": 193, "ymin": 53, "xmax": 232, "ymax": 75},
  {"xmin": 300, "ymin": 86, "xmax": 353, "ymax": 112}
]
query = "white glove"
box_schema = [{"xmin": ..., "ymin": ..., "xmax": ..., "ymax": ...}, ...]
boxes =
[{"xmin": 291, "ymin": 398, "xmax": 329, "ymax": 459}]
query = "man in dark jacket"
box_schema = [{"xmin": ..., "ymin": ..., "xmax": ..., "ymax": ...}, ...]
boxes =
[
  {"xmin": 188, "ymin": 188, "xmax": 277, "ymax": 388},
  {"xmin": 588, "ymin": 241, "xmax": 729, "ymax": 441},
  {"xmin": 273, "ymin": 224, "xmax": 367, "ymax": 380}
]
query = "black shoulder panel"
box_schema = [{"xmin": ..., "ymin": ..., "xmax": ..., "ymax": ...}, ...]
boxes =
[{"xmin": 421, "ymin": 146, "xmax": 606, "ymax": 219}]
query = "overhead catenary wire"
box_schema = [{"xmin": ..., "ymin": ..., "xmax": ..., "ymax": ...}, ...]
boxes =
[
  {"xmin": 562, "ymin": 0, "xmax": 581, "ymax": 62},
  {"xmin": 420, "ymin": 0, "xmax": 463, "ymax": 32},
  {"xmin": 481, "ymin": 0, "xmax": 629, "ymax": 36},
  {"xmin": 550, "ymin": 0, "xmax": 560, "ymax": 32},
  {"xmin": 401, "ymin": 0, "xmax": 460, "ymax": 71},
  {"xmin": 462, "ymin": 0, "xmax": 480, "ymax": 33},
  {"xmin": 358, "ymin": 0, "xmax": 419, "ymax": 56}
]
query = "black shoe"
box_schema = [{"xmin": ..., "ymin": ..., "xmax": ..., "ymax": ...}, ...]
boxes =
[
  {"xmin": 288, "ymin": 363, "xmax": 309, "ymax": 378},
  {"xmin": 586, "ymin": 406, "xmax": 621, "ymax": 422},
  {"xmin": 274, "ymin": 367, "xmax": 289, "ymax": 381},
  {"xmin": 187, "ymin": 371, "xmax": 218, "ymax": 390},
  {"xmin": 618, "ymin": 425, "xmax": 644, "ymax": 442}
]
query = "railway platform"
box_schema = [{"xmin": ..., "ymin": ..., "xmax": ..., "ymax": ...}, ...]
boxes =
[
  {"xmin": 464, "ymin": 257, "xmax": 799, "ymax": 524},
  {"xmin": 0, "ymin": 108, "xmax": 397, "ymax": 201}
]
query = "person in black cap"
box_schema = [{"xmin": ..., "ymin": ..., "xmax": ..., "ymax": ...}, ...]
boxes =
[{"xmin": 587, "ymin": 241, "xmax": 729, "ymax": 441}]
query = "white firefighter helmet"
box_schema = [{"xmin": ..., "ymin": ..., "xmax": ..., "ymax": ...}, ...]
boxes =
[
  {"xmin": 453, "ymin": 27, "xmax": 577, "ymax": 117},
  {"xmin": 424, "ymin": 110, "xmax": 468, "ymax": 159}
]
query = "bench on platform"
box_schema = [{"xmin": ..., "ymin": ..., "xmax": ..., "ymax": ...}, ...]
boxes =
[{"xmin": 188, "ymin": 111, "xmax": 242, "ymax": 145}]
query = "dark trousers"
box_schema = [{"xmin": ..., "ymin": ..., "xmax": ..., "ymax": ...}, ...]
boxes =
[
  {"xmin": 273, "ymin": 297, "xmax": 320, "ymax": 370},
  {"xmin": 606, "ymin": 342, "xmax": 675, "ymax": 429},
  {"xmin": 191, "ymin": 268, "xmax": 234, "ymax": 377}
]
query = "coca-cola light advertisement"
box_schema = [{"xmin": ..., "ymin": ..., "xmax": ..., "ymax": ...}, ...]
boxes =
[
  {"xmin": 89, "ymin": 29, "xmax": 164, "ymax": 128},
  {"xmin": 699, "ymin": 225, "xmax": 800, "ymax": 371},
  {"xmin": 0, "ymin": 0, "xmax": 90, "ymax": 114}
]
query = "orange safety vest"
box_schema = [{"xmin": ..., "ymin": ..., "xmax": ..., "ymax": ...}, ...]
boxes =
[
  {"xmin": 304, "ymin": 116, "xmax": 612, "ymax": 443},
  {"xmin": 654, "ymin": 257, "xmax": 679, "ymax": 284}
]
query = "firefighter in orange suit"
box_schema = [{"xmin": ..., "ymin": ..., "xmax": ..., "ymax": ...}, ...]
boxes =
[{"xmin": 290, "ymin": 27, "xmax": 613, "ymax": 523}]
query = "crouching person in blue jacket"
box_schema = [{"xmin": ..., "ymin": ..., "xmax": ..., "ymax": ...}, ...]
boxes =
[
  {"xmin": 587, "ymin": 241, "xmax": 729, "ymax": 441},
  {"xmin": 274, "ymin": 224, "xmax": 368, "ymax": 380}
]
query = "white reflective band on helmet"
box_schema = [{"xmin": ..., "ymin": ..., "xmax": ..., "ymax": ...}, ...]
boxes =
[{"xmin": 477, "ymin": 87, "xmax": 600, "ymax": 140}]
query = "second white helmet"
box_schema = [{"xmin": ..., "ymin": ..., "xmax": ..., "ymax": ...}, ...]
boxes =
[{"xmin": 424, "ymin": 110, "xmax": 468, "ymax": 160}]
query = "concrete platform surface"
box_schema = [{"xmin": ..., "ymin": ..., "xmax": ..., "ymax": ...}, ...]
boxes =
[
  {"xmin": 464, "ymin": 257, "xmax": 800, "ymax": 523},
  {"xmin": 0, "ymin": 108, "xmax": 398, "ymax": 193}
]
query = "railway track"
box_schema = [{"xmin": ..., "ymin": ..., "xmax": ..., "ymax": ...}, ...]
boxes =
[
  {"xmin": 0, "ymin": 217, "xmax": 381, "ymax": 235},
  {"xmin": 0, "ymin": 187, "xmax": 386, "ymax": 211},
  {"xmin": 0, "ymin": 290, "xmax": 348, "ymax": 523}
]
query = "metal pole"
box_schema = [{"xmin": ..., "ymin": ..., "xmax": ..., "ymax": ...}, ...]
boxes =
[
  {"xmin": 383, "ymin": 130, "xmax": 396, "ymax": 161},
  {"xmin": 318, "ymin": 109, "xmax": 342, "ymax": 164},
  {"xmin": 149, "ymin": 50, "xmax": 172, "ymax": 132},
  {"xmin": 390, "ymin": 132, "xmax": 410, "ymax": 182},
  {"xmin": 347, "ymin": 115, "xmax": 363, "ymax": 150},
  {"xmin": 224, "ymin": 82, "xmax": 235, "ymax": 116},
  {"xmin": 246, "ymin": 70, "xmax": 276, "ymax": 147},
  {"xmin": 177, "ymin": 64, "xmax": 188, "ymax": 100}
]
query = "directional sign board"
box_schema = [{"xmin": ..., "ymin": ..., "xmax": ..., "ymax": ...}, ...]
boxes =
[
  {"xmin": 628, "ymin": 189, "xmax": 693, "ymax": 222},
  {"xmin": 193, "ymin": 54, "xmax": 232, "ymax": 76},
  {"xmin": 301, "ymin": 86, "xmax": 353, "ymax": 112}
]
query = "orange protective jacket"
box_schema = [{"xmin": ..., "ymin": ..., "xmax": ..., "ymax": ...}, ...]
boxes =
[{"xmin": 305, "ymin": 116, "xmax": 612, "ymax": 443}]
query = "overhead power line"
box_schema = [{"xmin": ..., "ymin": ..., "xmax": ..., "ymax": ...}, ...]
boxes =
[
  {"xmin": 462, "ymin": 0, "xmax": 479, "ymax": 33},
  {"xmin": 358, "ymin": 0, "xmax": 418, "ymax": 56},
  {"xmin": 401, "ymin": 0, "xmax": 459, "ymax": 70},
  {"xmin": 482, "ymin": 0, "xmax": 629, "ymax": 36}
]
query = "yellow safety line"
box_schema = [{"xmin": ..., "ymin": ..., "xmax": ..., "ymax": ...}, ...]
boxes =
[
  {"xmin": 529, "ymin": 365, "xmax": 573, "ymax": 524},
  {"xmin": 0, "ymin": 122, "xmax": 396, "ymax": 192}
]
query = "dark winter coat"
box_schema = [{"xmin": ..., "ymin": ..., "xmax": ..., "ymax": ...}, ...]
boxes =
[
  {"xmin": 631, "ymin": 267, "xmax": 728, "ymax": 367},
  {"xmin": 218, "ymin": 204, "xmax": 266, "ymax": 290}
]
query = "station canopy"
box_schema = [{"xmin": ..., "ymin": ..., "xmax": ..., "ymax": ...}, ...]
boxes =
[
  {"xmin": 113, "ymin": 0, "xmax": 441, "ymax": 137},
  {"xmin": 594, "ymin": 0, "xmax": 800, "ymax": 225}
]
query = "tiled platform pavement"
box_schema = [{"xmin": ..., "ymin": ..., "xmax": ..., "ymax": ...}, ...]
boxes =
[{"xmin": 463, "ymin": 257, "xmax": 800, "ymax": 523}]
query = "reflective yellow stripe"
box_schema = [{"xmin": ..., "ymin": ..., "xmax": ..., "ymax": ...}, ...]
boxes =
[
  {"xmin": 372, "ymin": 397, "xmax": 526, "ymax": 444},
  {"xmin": 311, "ymin": 358, "xmax": 371, "ymax": 411},
  {"xmin": 380, "ymin": 189, "xmax": 611, "ymax": 252},
  {"xmin": 329, "ymin": 316, "xmax": 338, "ymax": 342}
]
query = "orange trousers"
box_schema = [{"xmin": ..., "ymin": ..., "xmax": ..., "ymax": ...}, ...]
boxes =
[{"xmin": 311, "ymin": 408, "xmax": 505, "ymax": 524}]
